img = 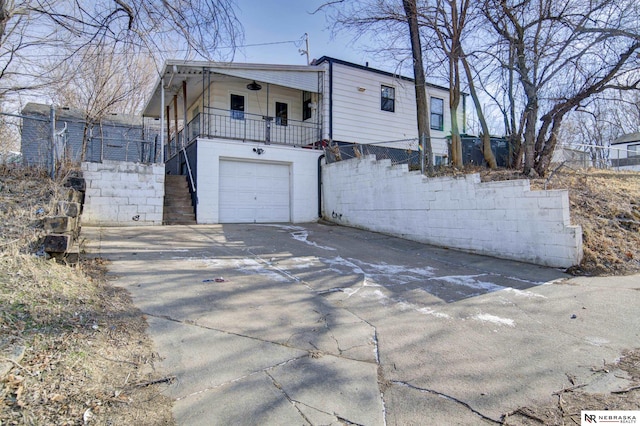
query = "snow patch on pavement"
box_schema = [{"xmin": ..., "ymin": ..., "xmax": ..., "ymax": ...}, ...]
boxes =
[
  {"xmin": 201, "ymin": 258, "xmax": 290, "ymax": 282},
  {"xmin": 474, "ymin": 313, "xmax": 515, "ymax": 327},
  {"xmin": 435, "ymin": 275, "xmax": 504, "ymax": 293},
  {"xmin": 260, "ymin": 224, "xmax": 336, "ymax": 251}
]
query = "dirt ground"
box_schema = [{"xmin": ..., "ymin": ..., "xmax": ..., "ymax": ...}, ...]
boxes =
[
  {"xmin": 0, "ymin": 166, "xmax": 173, "ymax": 425},
  {"xmin": 0, "ymin": 164, "xmax": 638, "ymax": 425}
]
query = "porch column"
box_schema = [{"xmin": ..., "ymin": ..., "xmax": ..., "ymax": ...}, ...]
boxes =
[
  {"xmin": 160, "ymin": 78, "xmax": 165, "ymax": 164},
  {"xmin": 173, "ymin": 95, "xmax": 178, "ymax": 156},
  {"xmin": 183, "ymin": 80, "xmax": 188, "ymax": 147},
  {"xmin": 165, "ymin": 105, "xmax": 171, "ymax": 160}
]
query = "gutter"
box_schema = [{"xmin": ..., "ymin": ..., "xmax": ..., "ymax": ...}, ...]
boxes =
[{"xmin": 328, "ymin": 59, "xmax": 333, "ymax": 141}]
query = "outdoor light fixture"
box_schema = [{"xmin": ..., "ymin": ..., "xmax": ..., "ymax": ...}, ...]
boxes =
[
  {"xmin": 247, "ymin": 80, "xmax": 262, "ymax": 91},
  {"xmin": 253, "ymin": 147, "xmax": 264, "ymax": 155}
]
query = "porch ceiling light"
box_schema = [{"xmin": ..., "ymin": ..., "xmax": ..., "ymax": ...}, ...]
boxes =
[{"xmin": 247, "ymin": 80, "xmax": 262, "ymax": 91}]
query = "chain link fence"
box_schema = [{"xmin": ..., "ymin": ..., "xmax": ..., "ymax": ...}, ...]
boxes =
[
  {"xmin": 323, "ymin": 138, "xmax": 640, "ymax": 172},
  {"xmin": 324, "ymin": 139, "xmax": 423, "ymax": 170},
  {"xmin": 2, "ymin": 104, "xmax": 162, "ymax": 177}
]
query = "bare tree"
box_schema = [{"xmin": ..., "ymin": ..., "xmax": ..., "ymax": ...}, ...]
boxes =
[
  {"xmin": 418, "ymin": 0, "xmax": 497, "ymax": 169},
  {"xmin": 0, "ymin": 0, "xmax": 243, "ymax": 99},
  {"xmin": 483, "ymin": 0, "xmax": 640, "ymax": 176},
  {"xmin": 47, "ymin": 42, "xmax": 159, "ymax": 160}
]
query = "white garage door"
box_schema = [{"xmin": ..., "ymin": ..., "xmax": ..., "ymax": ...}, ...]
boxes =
[{"xmin": 219, "ymin": 159, "xmax": 291, "ymax": 223}]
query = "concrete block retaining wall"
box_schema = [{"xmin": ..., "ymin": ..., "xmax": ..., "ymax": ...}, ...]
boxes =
[
  {"xmin": 81, "ymin": 161, "xmax": 164, "ymax": 226},
  {"xmin": 322, "ymin": 155, "xmax": 583, "ymax": 268}
]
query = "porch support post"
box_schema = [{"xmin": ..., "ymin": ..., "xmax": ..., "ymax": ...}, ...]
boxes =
[
  {"xmin": 173, "ymin": 95, "xmax": 178, "ymax": 156},
  {"xmin": 182, "ymin": 80, "xmax": 188, "ymax": 147},
  {"xmin": 160, "ymin": 78, "xmax": 165, "ymax": 164},
  {"xmin": 165, "ymin": 104, "xmax": 171, "ymax": 159}
]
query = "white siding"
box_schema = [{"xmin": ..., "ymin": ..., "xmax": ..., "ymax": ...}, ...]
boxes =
[
  {"xmin": 320, "ymin": 61, "xmax": 457, "ymax": 158},
  {"xmin": 207, "ymin": 67, "xmax": 321, "ymax": 92},
  {"xmin": 188, "ymin": 81, "xmax": 320, "ymax": 124}
]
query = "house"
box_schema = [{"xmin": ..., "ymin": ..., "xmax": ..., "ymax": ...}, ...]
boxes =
[
  {"xmin": 141, "ymin": 57, "xmax": 456, "ymax": 224},
  {"xmin": 611, "ymin": 132, "xmax": 640, "ymax": 171},
  {"xmin": 21, "ymin": 103, "xmax": 159, "ymax": 167}
]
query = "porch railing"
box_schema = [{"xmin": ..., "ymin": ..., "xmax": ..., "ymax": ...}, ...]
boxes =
[{"xmin": 196, "ymin": 107, "xmax": 321, "ymax": 147}]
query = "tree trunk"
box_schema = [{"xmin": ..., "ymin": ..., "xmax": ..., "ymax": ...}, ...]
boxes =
[
  {"xmin": 449, "ymin": 53, "xmax": 463, "ymax": 168},
  {"xmin": 403, "ymin": 0, "xmax": 434, "ymax": 176},
  {"xmin": 460, "ymin": 52, "xmax": 497, "ymax": 168}
]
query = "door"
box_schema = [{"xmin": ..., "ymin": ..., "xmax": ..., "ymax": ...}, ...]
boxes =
[{"xmin": 219, "ymin": 159, "xmax": 291, "ymax": 223}]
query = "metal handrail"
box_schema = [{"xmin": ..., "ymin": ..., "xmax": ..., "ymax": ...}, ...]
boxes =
[{"xmin": 181, "ymin": 145, "xmax": 196, "ymax": 194}]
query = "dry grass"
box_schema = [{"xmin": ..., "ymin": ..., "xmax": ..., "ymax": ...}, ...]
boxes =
[{"xmin": 0, "ymin": 165, "xmax": 173, "ymax": 425}]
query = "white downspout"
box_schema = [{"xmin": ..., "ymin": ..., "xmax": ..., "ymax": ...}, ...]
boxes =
[{"xmin": 160, "ymin": 77, "xmax": 165, "ymax": 164}]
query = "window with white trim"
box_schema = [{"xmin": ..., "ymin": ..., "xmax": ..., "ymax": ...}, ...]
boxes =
[
  {"xmin": 430, "ymin": 97, "xmax": 444, "ymax": 131},
  {"xmin": 381, "ymin": 85, "xmax": 395, "ymax": 112},
  {"xmin": 230, "ymin": 94, "xmax": 245, "ymax": 120}
]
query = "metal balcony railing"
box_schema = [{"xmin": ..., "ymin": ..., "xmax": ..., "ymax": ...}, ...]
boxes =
[{"xmin": 191, "ymin": 107, "xmax": 321, "ymax": 147}]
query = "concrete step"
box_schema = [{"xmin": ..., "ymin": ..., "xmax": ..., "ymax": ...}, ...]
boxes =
[{"xmin": 164, "ymin": 174, "xmax": 196, "ymax": 225}]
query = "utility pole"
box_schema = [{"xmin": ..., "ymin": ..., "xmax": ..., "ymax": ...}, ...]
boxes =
[{"xmin": 300, "ymin": 33, "xmax": 310, "ymax": 65}]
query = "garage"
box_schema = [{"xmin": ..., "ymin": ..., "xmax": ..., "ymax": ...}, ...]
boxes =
[{"xmin": 218, "ymin": 159, "xmax": 291, "ymax": 223}]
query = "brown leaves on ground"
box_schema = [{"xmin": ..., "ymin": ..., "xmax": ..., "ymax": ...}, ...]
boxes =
[{"xmin": 1, "ymin": 165, "xmax": 174, "ymax": 425}]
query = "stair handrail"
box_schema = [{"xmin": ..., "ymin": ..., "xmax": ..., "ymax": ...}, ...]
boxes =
[{"xmin": 181, "ymin": 146, "xmax": 196, "ymax": 194}]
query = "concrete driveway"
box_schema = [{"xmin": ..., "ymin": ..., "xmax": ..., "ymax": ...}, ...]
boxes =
[{"xmin": 83, "ymin": 223, "xmax": 640, "ymax": 425}]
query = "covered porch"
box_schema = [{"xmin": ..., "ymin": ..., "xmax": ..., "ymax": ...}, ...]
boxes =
[{"xmin": 142, "ymin": 60, "xmax": 325, "ymax": 164}]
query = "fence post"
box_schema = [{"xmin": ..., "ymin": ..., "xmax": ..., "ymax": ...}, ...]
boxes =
[{"xmin": 49, "ymin": 105, "xmax": 56, "ymax": 179}]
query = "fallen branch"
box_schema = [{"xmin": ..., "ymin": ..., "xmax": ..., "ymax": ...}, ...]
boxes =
[
  {"xmin": 502, "ymin": 407, "xmax": 546, "ymax": 424},
  {"xmin": 552, "ymin": 383, "xmax": 586, "ymax": 395},
  {"xmin": 128, "ymin": 376, "xmax": 176, "ymax": 388},
  {"xmin": 611, "ymin": 384, "xmax": 640, "ymax": 394},
  {"xmin": 97, "ymin": 353, "xmax": 139, "ymax": 366},
  {"xmin": 0, "ymin": 356, "xmax": 36, "ymax": 377}
]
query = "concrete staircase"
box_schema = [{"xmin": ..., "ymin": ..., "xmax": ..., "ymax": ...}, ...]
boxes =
[{"xmin": 163, "ymin": 175, "xmax": 196, "ymax": 225}]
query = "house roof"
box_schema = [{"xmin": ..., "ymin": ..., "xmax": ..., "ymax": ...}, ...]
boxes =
[
  {"xmin": 314, "ymin": 56, "xmax": 452, "ymax": 93},
  {"xmin": 612, "ymin": 132, "xmax": 640, "ymax": 145},
  {"xmin": 22, "ymin": 102, "xmax": 142, "ymax": 127},
  {"xmin": 142, "ymin": 60, "xmax": 324, "ymax": 118}
]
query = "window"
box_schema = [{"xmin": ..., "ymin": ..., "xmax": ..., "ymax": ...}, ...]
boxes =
[
  {"xmin": 381, "ymin": 85, "xmax": 395, "ymax": 112},
  {"xmin": 629, "ymin": 143, "xmax": 640, "ymax": 158},
  {"xmin": 230, "ymin": 94, "xmax": 244, "ymax": 120},
  {"xmin": 303, "ymin": 91, "xmax": 313, "ymax": 121},
  {"xmin": 275, "ymin": 102, "xmax": 288, "ymax": 126},
  {"xmin": 430, "ymin": 97, "xmax": 444, "ymax": 131}
]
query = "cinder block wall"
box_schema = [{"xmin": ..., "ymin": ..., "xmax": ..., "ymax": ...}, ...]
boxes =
[
  {"xmin": 322, "ymin": 155, "xmax": 583, "ymax": 268},
  {"xmin": 81, "ymin": 161, "xmax": 164, "ymax": 226}
]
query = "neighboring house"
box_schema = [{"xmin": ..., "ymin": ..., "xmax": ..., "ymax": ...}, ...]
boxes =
[
  {"xmin": 141, "ymin": 57, "xmax": 457, "ymax": 224},
  {"xmin": 21, "ymin": 103, "xmax": 159, "ymax": 167},
  {"xmin": 611, "ymin": 132, "xmax": 640, "ymax": 171}
]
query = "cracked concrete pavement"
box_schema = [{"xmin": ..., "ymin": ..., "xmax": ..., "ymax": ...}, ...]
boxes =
[{"xmin": 83, "ymin": 223, "xmax": 640, "ymax": 425}]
